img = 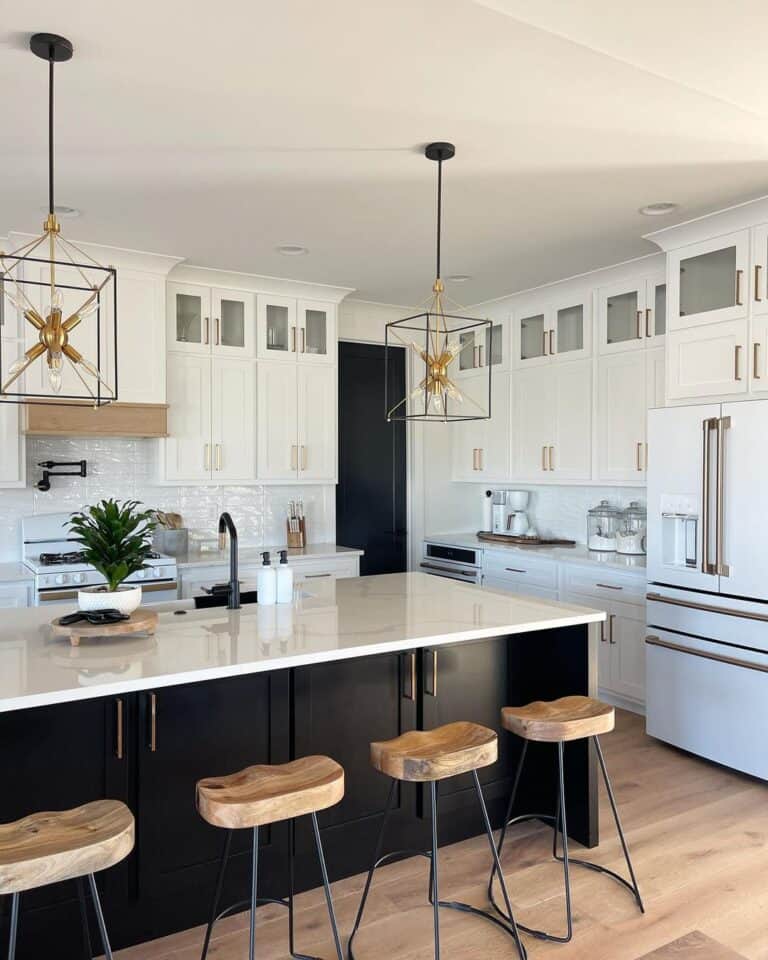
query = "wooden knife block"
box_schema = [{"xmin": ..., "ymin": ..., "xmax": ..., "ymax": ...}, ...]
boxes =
[{"xmin": 287, "ymin": 518, "xmax": 306, "ymax": 548}]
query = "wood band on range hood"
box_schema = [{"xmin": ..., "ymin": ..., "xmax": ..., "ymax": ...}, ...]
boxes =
[{"xmin": 22, "ymin": 402, "xmax": 168, "ymax": 438}]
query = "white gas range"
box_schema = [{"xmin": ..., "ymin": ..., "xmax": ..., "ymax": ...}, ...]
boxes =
[{"xmin": 22, "ymin": 513, "xmax": 179, "ymax": 605}]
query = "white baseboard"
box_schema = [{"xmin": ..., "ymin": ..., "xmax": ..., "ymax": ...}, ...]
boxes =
[{"xmin": 598, "ymin": 688, "xmax": 645, "ymax": 717}]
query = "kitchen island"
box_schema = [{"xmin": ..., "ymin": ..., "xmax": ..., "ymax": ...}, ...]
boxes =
[{"xmin": 0, "ymin": 572, "xmax": 604, "ymax": 958}]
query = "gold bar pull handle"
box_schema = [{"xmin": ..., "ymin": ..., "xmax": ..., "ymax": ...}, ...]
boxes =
[
  {"xmin": 542, "ymin": 330, "xmax": 548, "ymax": 356},
  {"xmin": 424, "ymin": 649, "xmax": 438, "ymax": 697},
  {"xmin": 755, "ymin": 264, "xmax": 763, "ymax": 302},
  {"xmin": 542, "ymin": 445, "xmax": 548, "ymax": 472},
  {"xmin": 403, "ymin": 652, "xmax": 416, "ymax": 701},
  {"xmin": 215, "ymin": 443, "xmax": 222, "ymax": 471},
  {"xmin": 204, "ymin": 443, "xmax": 211, "ymax": 472},
  {"xmin": 477, "ymin": 448, "xmax": 484, "ymax": 471},
  {"xmin": 215, "ymin": 318, "xmax": 220, "ymax": 346},
  {"xmin": 716, "ymin": 416, "xmax": 731, "ymax": 577},
  {"xmin": 300, "ymin": 327, "xmax": 306, "ymax": 353},
  {"xmin": 115, "ymin": 698, "xmax": 124, "ymax": 760},
  {"xmin": 645, "ymin": 308, "xmax": 652, "ymax": 338},
  {"xmin": 149, "ymin": 693, "xmax": 157, "ymax": 753},
  {"xmin": 290, "ymin": 444, "xmax": 298, "ymax": 471},
  {"xmin": 609, "ymin": 614, "xmax": 616, "ymax": 644},
  {"xmin": 754, "ymin": 342, "xmax": 761, "ymax": 380},
  {"xmin": 549, "ymin": 329, "xmax": 555, "ymax": 355},
  {"xmin": 702, "ymin": 418, "xmax": 713, "ymax": 574},
  {"xmin": 735, "ymin": 344, "xmax": 743, "ymax": 382},
  {"xmin": 291, "ymin": 326, "xmax": 297, "ymax": 353},
  {"xmin": 600, "ymin": 619, "xmax": 608, "ymax": 642},
  {"xmin": 549, "ymin": 445, "xmax": 555, "ymax": 471},
  {"xmin": 478, "ymin": 343, "xmax": 484, "ymax": 367},
  {"xmin": 636, "ymin": 441, "xmax": 644, "ymax": 472},
  {"xmin": 736, "ymin": 269, "xmax": 744, "ymax": 306},
  {"xmin": 204, "ymin": 317, "xmax": 210, "ymax": 345},
  {"xmin": 636, "ymin": 310, "xmax": 643, "ymax": 339},
  {"xmin": 300, "ymin": 444, "xmax": 307, "ymax": 471}
]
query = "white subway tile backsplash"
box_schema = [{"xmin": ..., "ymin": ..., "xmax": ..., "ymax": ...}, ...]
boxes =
[{"xmin": 0, "ymin": 437, "xmax": 335, "ymax": 562}]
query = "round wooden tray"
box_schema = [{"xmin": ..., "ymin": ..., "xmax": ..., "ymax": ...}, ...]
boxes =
[{"xmin": 51, "ymin": 609, "xmax": 158, "ymax": 647}]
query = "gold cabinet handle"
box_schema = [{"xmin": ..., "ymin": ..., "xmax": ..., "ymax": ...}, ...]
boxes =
[
  {"xmin": 215, "ymin": 317, "xmax": 220, "ymax": 346},
  {"xmin": 735, "ymin": 344, "xmax": 742, "ymax": 381},
  {"xmin": 149, "ymin": 693, "xmax": 157, "ymax": 753},
  {"xmin": 754, "ymin": 342, "xmax": 761, "ymax": 379},
  {"xmin": 636, "ymin": 310, "xmax": 643, "ymax": 339},
  {"xmin": 645, "ymin": 442, "xmax": 648, "ymax": 469},
  {"xmin": 542, "ymin": 445, "xmax": 548, "ymax": 471},
  {"xmin": 291, "ymin": 326, "xmax": 297, "ymax": 352},
  {"xmin": 403, "ymin": 652, "xmax": 416, "ymax": 701},
  {"xmin": 542, "ymin": 330, "xmax": 547, "ymax": 356},
  {"xmin": 215, "ymin": 443, "xmax": 222, "ymax": 471},
  {"xmin": 204, "ymin": 317, "xmax": 210, "ymax": 345},
  {"xmin": 115, "ymin": 698, "xmax": 124, "ymax": 760},
  {"xmin": 425, "ymin": 649, "xmax": 438, "ymax": 697},
  {"xmin": 204, "ymin": 443, "xmax": 211, "ymax": 471},
  {"xmin": 736, "ymin": 268, "xmax": 744, "ymax": 306},
  {"xmin": 300, "ymin": 444, "xmax": 307, "ymax": 471},
  {"xmin": 645, "ymin": 308, "xmax": 652, "ymax": 338},
  {"xmin": 596, "ymin": 582, "xmax": 623, "ymax": 591},
  {"xmin": 300, "ymin": 327, "xmax": 306, "ymax": 353},
  {"xmin": 549, "ymin": 329, "xmax": 555, "ymax": 355},
  {"xmin": 756, "ymin": 264, "xmax": 763, "ymax": 302},
  {"xmin": 290, "ymin": 444, "xmax": 298, "ymax": 471},
  {"xmin": 478, "ymin": 343, "xmax": 484, "ymax": 367},
  {"xmin": 600, "ymin": 619, "xmax": 608, "ymax": 642},
  {"xmin": 636, "ymin": 440, "xmax": 644, "ymax": 472},
  {"xmin": 548, "ymin": 445, "xmax": 555, "ymax": 471},
  {"xmin": 477, "ymin": 448, "xmax": 484, "ymax": 471},
  {"xmin": 609, "ymin": 614, "xmax": 616, "ymax": 644}
]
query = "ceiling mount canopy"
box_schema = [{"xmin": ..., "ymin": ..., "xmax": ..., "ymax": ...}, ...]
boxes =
[
  {"xmin": 385, "ymin": 142, "xmax": 491, "ymax": 423},
  {"xmin": 0, "ymin": 33, "xmax": 117, "ymax": 407}
]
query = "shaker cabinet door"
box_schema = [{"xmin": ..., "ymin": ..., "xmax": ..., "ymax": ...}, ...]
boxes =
[
  {"xmin": 513, "ymin": 366, "xmax": 555, "ymax": 479},
  {"xmin": 666, "ymin": 318, "xmax": 749, "ymax": 401},
  {"xmin": 297, "ymin": 363, "xmax": 337, "ymax": 481},
  {"xmin": 596, "ymin": 351, "xmax": 647, "ymax": 482},
  {"xmin": 668, "ymin": 231, "xmax": 749, "ymax": 331},
  {"xmin": 164, "ymin": 354, "xmax": 212, "ymax": 481},
  {"xmin": 211, "ymin": 358, "xmax": 256, "ymax": 481},
  {"xmin": 257, "ymin": 361, "xmax": 299, "ymax": 481},
  {"xmin": 552, "ymin": 360, "xmax": 592, "ymax": 480}
]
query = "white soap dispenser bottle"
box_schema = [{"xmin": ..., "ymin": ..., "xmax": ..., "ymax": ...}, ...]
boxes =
[
  {"xmin": 257, "ymin": 551, "xmax": 277, "ymax": 605},
  {"xmin": 276, "ymin": 549, "xmax": 294, "ymax": 604}
]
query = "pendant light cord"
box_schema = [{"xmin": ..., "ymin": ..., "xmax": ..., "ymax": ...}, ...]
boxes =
[
  {"xmin": 48, "ymin": 54, "xmax": 55, "ymax": 216},
  {"xmin": 435, "ymin": 158, "xmax": 442, "ymax": 281}
]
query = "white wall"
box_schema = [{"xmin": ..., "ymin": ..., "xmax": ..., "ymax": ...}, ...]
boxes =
[
  {"xmin": 0, "ymin": 437, "xmax": 335, "ymax": 562},
  {"xmin": 338, "ymin": 298, "xmax": 408, "ymax": 344}
]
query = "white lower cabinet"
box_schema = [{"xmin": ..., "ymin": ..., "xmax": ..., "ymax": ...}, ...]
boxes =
[
  {"xmin": 0, "ymin": 584, "xmax": 31, "ymax": 608},
  {"xmin": 666, "ymin": 318, "xmax": 748, "ymax": 401},
  {"xmin": 482, "ymin": 551, "xmax": 559, "ymax": 601},
  {"xmin": 163, "ymin": 354, "xmax": 255, "ymax": 482},
  {"xmin": 257, "ymin": 362, "xmax": 336, "ymax": 483}
]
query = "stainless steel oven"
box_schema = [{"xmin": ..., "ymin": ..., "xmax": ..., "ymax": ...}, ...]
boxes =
[{"xmin": 420, "ymin": 542, "xmax": 482, "ymax": 584}]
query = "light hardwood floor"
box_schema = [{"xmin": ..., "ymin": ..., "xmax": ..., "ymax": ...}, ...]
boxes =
[{"xmin": 113, "ymin": 711, "xmax": 768, "ymax": 960}]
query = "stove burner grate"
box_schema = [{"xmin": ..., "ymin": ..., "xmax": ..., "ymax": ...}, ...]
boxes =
[{"xmin": 38, "ymin": 551, "xmax": 87, "ymax": 566}]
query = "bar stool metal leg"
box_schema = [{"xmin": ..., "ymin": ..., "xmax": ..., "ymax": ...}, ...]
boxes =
[
  {"xmin": 487, "ymin": 741, "xmax": 528, "ymax": 906},
  {"xmin": 429, "ymin": 781, "xmax": 441, "ymax": 960},
  {"xmin": 87, "ymin": 874, "xmax": 114, "ymax": 960},
  {"xmin": 249, "ymin": 826, "xmax": 259, "ymax": 960},
  {"xmin": 311, "ymin": 813, "xmax": 344, "ymax": 960},
  {"xmin": 7, "ymin": 892, "xmax": 19, "ymax": 960},
  {"xmin": 76, "ymin": 877, "xmax": 94, "ymax": 960}
]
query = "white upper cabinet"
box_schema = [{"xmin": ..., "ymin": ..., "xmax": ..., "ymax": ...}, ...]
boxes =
[
  {"xmin": 168, "ymin": 282, "xmax": 255, "ymax": 358},
  {"xmin": 666, "ymin": 318, "xmax": 749, "ymax": 401},
  {"xmin": 514, "ymin": 308, "xmax": 549, "ymax": 368},
  {"xmin": 297, "ymin": 364, "xmax": 337, "ymax": 480},
  {"xmin": 598, "ymin": 273, "xmax": 665, "ymax": 355},
  {"xmin": 211, "ymin": 358, "xmax": 256, "ymax": 481},
  {"xmin": 550, "ymin": 295, "xmax": 591, "ymax": 362},
  {"xmin": 551, "ymin": 359, "xmax": 592, "ymax": 480},
  {"xmin": 256, "ymin": 296, "xmax": 336, "ymax": 364},
  {"xmin": 668, "ymin": 231, "xmax": 749, "ymax": 331},
  {"xmin": 114, "ymin": 269, "xmax": 167, "ymax": 404},
  {"xmin": 513, "ymin": 366, "xmax": 556, "ymax": 478},
  {"xmin": 451, "ymin": 372, "xmax": 510, "ymax": 481},
  {"xmin": 163, "ymin": 354, "xmax": 213, "ymax": 482},
  {"xmin": 596, "ymin": 351, "xmax": 648, "ymax": 483}
]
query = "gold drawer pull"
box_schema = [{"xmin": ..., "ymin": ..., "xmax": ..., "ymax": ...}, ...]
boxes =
[
  {"xmin": 754, "ymin": 342, "xmax": 761, "ymax": 379},
  {"xmin": 116, "ymin": 698, "xmax": 124, "ymax": 760},
  {"xmin": 735, "ymin": 344, "xmax": 742, "ymax": 381},
  {"xmin": 149, "ymin": 693, "xmax": 157, "ymax": 753},
  {"xmin": 425, "ymin": 649, "xmax": 438, "ymax": 697},
  {"xmin": 596, "ymin": 582, "xmax": 623, "ymax": 591},
  {"xmin": 404, "ymin": 652, "xmax": 416, "ymax": 701}
]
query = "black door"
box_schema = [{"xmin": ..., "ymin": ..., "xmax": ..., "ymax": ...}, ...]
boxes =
[{"xmin": 337, "ymin": 341, "xmax": 407, "ymax": 575}]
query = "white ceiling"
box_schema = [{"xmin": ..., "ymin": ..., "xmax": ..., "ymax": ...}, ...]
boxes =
[{"xmin": 2, "ymin": 0, "xmax": 768, "ymax": 305}]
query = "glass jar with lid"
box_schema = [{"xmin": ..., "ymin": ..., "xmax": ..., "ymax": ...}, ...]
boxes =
[
  {"xmin": 616, "ymin": 501, "xmax": 647, "ymax": 555},
  {"xmin": 587, "ymin": 500, "xmax": 620, "ymax": 552}
]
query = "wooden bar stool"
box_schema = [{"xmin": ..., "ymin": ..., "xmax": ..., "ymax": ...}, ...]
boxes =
[
  {"xmin": 196, "ymin": 755, "xmax": 345, "ymax": 960},
  {"xmin": 488, "ymin": 696, "xmax": 644, "ymax": 943},
  {"xmin": 0, "ymin": 799, "xmax": 134, "ymax": 960},
  {"xmin": 348, "ymin": 721, "xmax": 527, "ymax": 960}
]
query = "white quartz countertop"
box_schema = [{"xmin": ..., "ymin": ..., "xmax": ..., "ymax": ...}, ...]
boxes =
[
  {"xmin": 0, "ymin": 572, "xmax": 603, "ymax": 713},
  {"xmin": 424, "ymin": 533, "xmax": 647, "ymax": 573},
  {"xmin": 175, "ymin": 543, "xmax": 363, "ymax": 569},
  {"xmin": 0, "ymin": 563, "xmax": 34, "ymax": 584}
]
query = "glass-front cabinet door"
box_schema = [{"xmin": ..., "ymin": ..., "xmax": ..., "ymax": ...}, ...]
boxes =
[
  {"xmin": 515, "ymin": 310, "xmax": 548, "ymax": 367},
  {"xmin": 455, "ymin": 320, "xmax": 506, "ymax": 377},
  {"xmin": 256, "ymin": 295, "xmax": 298, "ymax": 361},
  {"xmin": 551, "ymin": 297, "xmax": 591, "ymax": 361},
  {"xmin": 598, "ymin": 280, "xmax": 646, "ymax": 355},
  {"xmin": 297, "ymin": 300, "xmax": 336, "ymax": 364},
  {"xmin": 668, "ymin": 231, "xmax": 748, "ymax": 331},
  {"xmin": 212, "ymin": 288, "xmax": 255, "ymax": 358},
  {"xmin": 167, "ymin": 282, "xmax": 212, "ymax": 354}
]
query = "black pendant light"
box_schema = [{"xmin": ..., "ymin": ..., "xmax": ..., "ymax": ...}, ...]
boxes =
[
  {"xmin": 0, "ymin": 33, "xmax": 117, "ymax": 406},
  {"xmin": 385, "ymin": 142, "xmax": 491, "ymax": 422}
]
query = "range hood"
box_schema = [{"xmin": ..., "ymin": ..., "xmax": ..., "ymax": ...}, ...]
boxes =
[{"xmin": 23, "ymin": 401, "xmax": 168, "ymax": 438}]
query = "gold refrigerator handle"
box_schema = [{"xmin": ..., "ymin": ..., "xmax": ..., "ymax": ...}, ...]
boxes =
[
  {"xmin": 701, "ymin": 418, "xmax": 714, "ymax": 575},
  {"xmin": 716, "ymin": 416, "xmax": 731, "ymax": 577}
]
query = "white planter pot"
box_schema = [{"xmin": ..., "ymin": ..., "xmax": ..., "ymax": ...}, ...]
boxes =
[{"xmin": 78, "ymin": 585, "xmax": 142, "ymax": 615}]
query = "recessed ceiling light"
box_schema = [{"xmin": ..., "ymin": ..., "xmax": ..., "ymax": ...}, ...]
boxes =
[
  {"xmin": 446, "ymin": 274, "xmax": 472, "ymax": 282},
  {"xmin": 276, "ymin": 244, "xmax": 308, "ymax": 256},
  {"xmin": 638, "ymin": 201, "xmax": 679, "ymax": 217},
  {"xmin": 40, "ymin": 204, "xmax": 81, "ymax": 218}
]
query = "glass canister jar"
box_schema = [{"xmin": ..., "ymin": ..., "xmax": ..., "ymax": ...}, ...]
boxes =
[
  {"xmin": 616, "ymin": 501, "xmax": 647, "ymax": 555},
  {"xmin": 587, "ymin": 500, "xmax": 620, "ymax": 552}
]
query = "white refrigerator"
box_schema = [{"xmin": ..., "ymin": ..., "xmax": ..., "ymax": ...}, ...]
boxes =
[{"xmin": 646, "ymin": 400, "xmax": 768, "ymax": 780}]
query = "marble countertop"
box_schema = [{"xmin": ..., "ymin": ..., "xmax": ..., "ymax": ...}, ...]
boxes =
[
  {"xmin": 175, "ymin": 543, "xmax": 364, "ymax": 570},
  {"xmin": 0, "ymin": 572, "xmax": 603, "ymax": 713},
  {"xmin": 0, "ymin": 563, "xmax": 34, "ymax": 584},
  {"xmin": 424, "ymin": 533, "xmax": 647, "ymax": 573}
]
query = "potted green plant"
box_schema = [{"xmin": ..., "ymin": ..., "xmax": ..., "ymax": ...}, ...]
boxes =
[{"xmin": 68, "ymin": 499, "xmax": 157, "ymax": 614}]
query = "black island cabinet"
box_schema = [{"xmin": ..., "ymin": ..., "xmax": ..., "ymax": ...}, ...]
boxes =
[{"xmin": 0, "ymin": 624, "xmax": 596, "ymax": 958}]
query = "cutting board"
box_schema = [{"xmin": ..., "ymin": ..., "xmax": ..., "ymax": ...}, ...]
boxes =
[
  {"xmin": 476, "ymin": 531, "xmax": 576, "ymax": 547},
  {"xmin": 51, "ymin": 609, "xmax": 159, "ymax": 647}
]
